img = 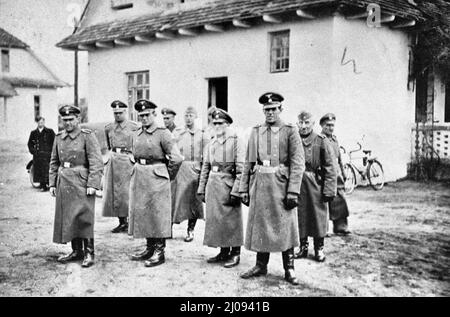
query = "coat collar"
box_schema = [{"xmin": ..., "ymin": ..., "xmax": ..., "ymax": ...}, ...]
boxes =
[
  {"xmin": 61, "ymin": 126, "xmax": 81, "ymax": 140},
  {"xmin": 212, "ymin": 128, "xmax": 234, "ymax": 145},
  {"xmin": 139, "ymin": 122, "xmax": 158, "ymax": 135},
  {"xmin": 260, "ymin": 120, "xmax": 283, "ymax": 134},
  {"xmin": 114, "ymin": 120, "xmax": 127, "ymax": 130},
  {"xmin": 179, "ymin": 125, "xmax": 198, "ymax": 135},
  {"xmin": 301, "ymin": 131, "xmax": 317, "ymax": 146}
]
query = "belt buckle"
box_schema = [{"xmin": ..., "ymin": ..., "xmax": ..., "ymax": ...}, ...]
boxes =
[
  {"xmin": 63, "ymin": 162, "xmax": 71, "ymax": 168},
  {"xmin": 212, "ymin": 166, "xmax": 219, "ymax": 172},
  {"xmin": 140, "ymin": 159, "xmax": 146, "ymax": 165},
  {"xmin": 116, "ymin": 148, "xmax": 122, "ymax": 154},
  {"xmin": 263, "ymin": 160, "xmax": 270, "ymax": 167}
]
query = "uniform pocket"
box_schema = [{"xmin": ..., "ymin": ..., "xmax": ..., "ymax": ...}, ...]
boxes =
[
  {"xmin": 79, "ymin": 169, "xmax": 89, "ymax": 181},
  {"xmin": 153, "ymin": 166, "xmax": 170, "ymax": 179},
  {"xmin": 275, "ymin": 166, "xmax": 289, "ymax": 183}
]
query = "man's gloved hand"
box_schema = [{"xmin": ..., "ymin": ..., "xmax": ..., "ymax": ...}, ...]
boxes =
[
  {"xmin": 50, "ymin": 187, "xmax": 56, "ymax": 197},
  {"xmin": 228, "ymin": 195, "xmax": 241, "ymax": 206},
  {"xmin": 241, "ymin": 193, "xmax": 249, "ymax": 207},
  {"xmin": 197, "ymin": 193, "xmax": 206, "ymax": 203},
  {"xmin": 323, "ymin": 195, "xmax": 334, "ymax": 203},
  {"xmin": 284, "ymin": 193, "xmax": 298, "ymax": 210},
  {"xmin": 87, "ymin": 187, "xmax": 96, "ymax": 196}
]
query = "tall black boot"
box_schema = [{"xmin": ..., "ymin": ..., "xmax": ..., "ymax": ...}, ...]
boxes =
[
  {"xmin": 240, "ymin": 252, "xmax": 269, "ymax": 279},
  {"xmin": 184, "ymin": 218, "xmax": 197, "ymax": 242},
  {"xmin": 224, "ymin": 247, "xmax": 241, "ymax": 268},
  {"xmin": 294, "ymin": 238, "xmax": 309, "ymax": 259},
  {"xmin": 112, "ymin": 217, "xmax": 128, "ymax": 233},
  {"xmin": 314, "ymin": 237, "xmax": 326, "ymax": 262},
  {"xmin": 57, "ymin": 238, "xmax": 84, "ymax": 263},
  {"xmin": 282, "ymin": 248, "xmax": 300, "ymax": 285},
  {"xmin": 145, "ymin": 238, "xmax": 165, "ymax": 267},
  {"xmin": 207, "ymin": 247, "xmax": 230, "ymax": 263},
  {"xmin": 131, "ymin": 238, "xmax": 154, "ymax": 261},
  {"xmin": 81, "ymin": 238, "xmax": 95, "ymax": 268}
]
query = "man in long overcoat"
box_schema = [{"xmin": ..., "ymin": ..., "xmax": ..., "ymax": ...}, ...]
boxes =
[
  {"xmin": 197, "ymin": 109, "xmax": 244, "ymax": 268},
  {"xmin": 102, "ymin": 100, "xmax": 139, "ymax": 233},
  {"xmin": 171, "ymin": 106, "xmax": 208, "ymax": 242},
  {"xmin": 239, "ymin": 92, "xmax": 305, "ymax": 285},
  {"xmin": 49, "ymin": 105, "xmax": 103, "ymax": 268},
  {"xmin": 128, "ymin": 99, "xmax": 182, "ymax": 267},
  {"xmin": 320, "ymin": 113, "xmax": 350, "ymax": 235},
  {"xmin": 296, "ymin": 111, "xmax": 337, "ymax": 262},
  {"xmin": 27, "ymin": 116, "xmax": 55, "ymax": 191}
]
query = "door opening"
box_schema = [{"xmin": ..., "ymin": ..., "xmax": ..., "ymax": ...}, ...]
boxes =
[{"xmin": 208, "ymin": 77, "xmax": 228, "ymax": 112}]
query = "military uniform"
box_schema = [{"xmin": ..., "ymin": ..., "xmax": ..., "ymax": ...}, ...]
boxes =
[
  {"xmin": 102, "ymin": 100, "xmax": 140, "ymax": 233},
  {"xmin": 171, "ymin": 121, "xmax": 208, "ymax": 240},
  {"xmin": 320, "ymin": 113, "xmax": 350, "ymax": 235},
  {"xmin": 239, "ymin": 92, "xmax": 305, "ymax": 285},
  {"xmin": 197, "ymin": 109, "xmax": 244, "ymax": 268},
  {"xmin": 161, "ymin": 108, "xmax": 177, "ymax": 133},
  {"xmin": 129, "ymin": 99, "xmax": 182, "ymax": 267},
  {"xmin": 49, "ymin": 105, "xmax": 103, "ymax": 268},
  {"xmin": 297, "ymin": 114, "xmax": 337, "ymax": 261}
]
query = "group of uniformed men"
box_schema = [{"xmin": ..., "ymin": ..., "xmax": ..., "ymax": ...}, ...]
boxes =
[{"xmin": 48, "ymin": 92, "xmax": 350, "ymax": 284}]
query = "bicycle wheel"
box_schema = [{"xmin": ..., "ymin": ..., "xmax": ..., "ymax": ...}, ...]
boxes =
[
  {"xmin": 367, "ymin": 160, "xmax": 384, "ymax": 190},
  {"xmin": 28, "ymin": 164, "xmax": 41, "ymax": 188},
  {"xmin": 343, "ymin": 163, "xmax": 356, "ymax": 195}
]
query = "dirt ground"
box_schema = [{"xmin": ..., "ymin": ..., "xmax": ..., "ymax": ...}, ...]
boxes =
[{"xmin": 0, "ymin": 139, "xmax": 449, "ymax": 297}]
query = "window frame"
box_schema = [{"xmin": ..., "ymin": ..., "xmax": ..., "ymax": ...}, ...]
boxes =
[
  {"xmin": 269, "ymin": 30, "xmax": 290, "ymax": 73},
  {"xmin": 1, "ymin": 49, "xmax": 10, "ymax": 73},
  {"xmin": 126, "ymin": 70, "xmax": 150, "ymax": 121}
]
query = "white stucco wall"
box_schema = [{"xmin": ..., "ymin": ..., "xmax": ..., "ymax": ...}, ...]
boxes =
[
  {"xmin": 0, "ymin": 87, "xmax": 59, "ymax": 142},
  {"xmin": 86, "ymin": 15, "xmax": 415, "ymax": 181},
  {"xmin": 0, "ymin": 48, "xmax": 56, "ymax": 82},
  {"xmin": 327, "ymin": 15, "xmax": 415, "ymax": 181}
]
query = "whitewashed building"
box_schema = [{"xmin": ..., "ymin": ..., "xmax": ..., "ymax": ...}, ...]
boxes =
[
  {"xmin": 56, "ymin": 0, "xmax": 449, "ymax": 181},
  {"xmin": 0, "ymin": 27, "xmax": 66, "ymax": 141}
]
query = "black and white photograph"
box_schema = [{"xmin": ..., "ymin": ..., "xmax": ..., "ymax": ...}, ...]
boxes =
[{"xmin": 0, "ymin": 0, "xmax": 449, "ymax": 300}]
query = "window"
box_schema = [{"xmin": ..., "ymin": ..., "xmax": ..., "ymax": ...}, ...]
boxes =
[
  {"xmin": 111, "ymin": 0, "xmax": 133, "ymax": 10},
  {"xmin": 445, "ymin": 82, "xmax": 450, "ymax": 123},
  {"xmin": 270, "ymin": 30, "xmax": 290, "ymax": 73},
  {"xmin": 1, "ymin": 50, "xmax": 10, "ymax": 72},
  {"xmin": 34, "ymin": 96, "xmax": 41, "ymax": 121},
  {"xmin": 127, "ymin": 71, "xmax": 150, "ymax": 121}
]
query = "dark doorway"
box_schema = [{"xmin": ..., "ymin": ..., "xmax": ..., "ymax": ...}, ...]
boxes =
[{"xmin": 208, "ymin": 77, "xmax": 228, "ymax": 111}]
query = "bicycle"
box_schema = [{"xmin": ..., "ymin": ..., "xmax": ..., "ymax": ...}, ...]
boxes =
[{"xmin": 341, "ymin": 137, "xmax": 385, "ymax": 194}]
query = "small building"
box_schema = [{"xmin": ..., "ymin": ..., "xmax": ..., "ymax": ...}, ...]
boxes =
[
  {"xmin": 57, "ymin": 0, "xmax": 449, "ymax": 181},
  {"xmin": 0, "ymin": 27, "xmax": 66, "ymax": 141}
]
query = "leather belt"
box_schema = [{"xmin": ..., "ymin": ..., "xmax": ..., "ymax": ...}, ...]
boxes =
[
  {"xmin": 136, "ymin": 158, "xmax": 165, "ymax": 165},
  {"xmin": 61, "ymin": 162, "xmax": 87, "ymax": 168},
  {"xmin": 112, "ymin": 147, "xmax": 131, "ymax": 154},
  {"xmin": 256, "ymin": 160, "xmax": 289, "ymax": 168}
]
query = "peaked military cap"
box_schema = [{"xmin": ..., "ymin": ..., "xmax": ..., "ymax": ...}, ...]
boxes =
[
  {"xmin": 134, "ymin": 99, "xmax": 157, "ymax": 115},
  {"xmin": 298, "ymin": 111, "xmax": 313, "ymax": 121},
  {"xmin": 320, "ymin": 113, "xmax": 336, "ymax": 125},
  {"xmin": 161, "ymin": 107, "xmax": 176, "ymax": 116},
  {"xmin": 207, "ymin": 106, "xmax": 218, "ymax": 115},
  {"xmin": 59, "ymin": 105, "xmax": 81, "ymax": 118},
  {"xmin": 259, "ymin": 92, "xmax": 284, "ymax": 109},
  {"xmin": 212, "ymin": 109, "xmax": 233, "ymax": 124},
  {"xmin": 111, "ymin": 100, "xmax": 127, "ymax": 112}
]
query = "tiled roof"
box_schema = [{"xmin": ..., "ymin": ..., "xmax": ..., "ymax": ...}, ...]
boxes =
[
  {"xmin": 57, "ymin": 0, "xmax": 428, "ymax": 48},
  {"xmin": 0, "ymin": 27, "xmax": 28, "ymax": 48},
  {"xmin": 0, "ymin": 76, "xmax": 65, "ymax": 89}
]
